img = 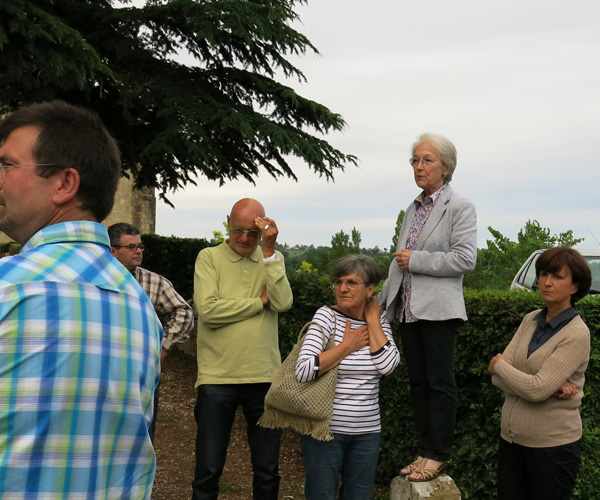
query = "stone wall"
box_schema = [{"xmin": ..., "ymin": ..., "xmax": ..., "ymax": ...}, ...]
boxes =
[
  {"xmin": 103, "ymin": 176, "xmax": 156, "ymax": 234},
  {"xmin": 0, "ymin": 176, "xmax": 155, "ymax": 244}
]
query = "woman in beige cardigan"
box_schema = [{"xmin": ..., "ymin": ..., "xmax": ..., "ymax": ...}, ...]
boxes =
[{"xmin": 488, "ymin": 247, "xmax": 592, "ymax": 500}]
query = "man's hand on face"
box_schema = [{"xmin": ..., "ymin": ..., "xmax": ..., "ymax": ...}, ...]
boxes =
[{"xmin": 255, "ymin": 216, "xmax": 278, "ymax": 257}]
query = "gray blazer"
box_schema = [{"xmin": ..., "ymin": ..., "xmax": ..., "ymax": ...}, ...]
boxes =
[{"xmin": 379, "ymin": 185, "xmax": 477, "ymax": 322}]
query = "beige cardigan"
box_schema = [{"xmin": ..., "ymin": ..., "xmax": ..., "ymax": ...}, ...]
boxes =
[{"xmin": 492, "ymin": 310, "xmax": 590, "ymax": 447}]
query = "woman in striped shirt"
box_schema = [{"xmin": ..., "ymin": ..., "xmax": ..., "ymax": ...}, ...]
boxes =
[{"xmin": 296, "ymin": 254, "xmax": 400, "ymax": 500}]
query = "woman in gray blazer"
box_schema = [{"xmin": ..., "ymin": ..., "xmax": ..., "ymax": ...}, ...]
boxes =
[{"xmin": 379, "ymin": 133, "xmax": 477, "ymax": 481}]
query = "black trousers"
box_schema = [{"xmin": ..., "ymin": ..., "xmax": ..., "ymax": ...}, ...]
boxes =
[
  {"xmin": 191, "ymin": 383, "xmax": 281, "ymax": 500},
  {"xmin": 399, "ymin": 319, "xmax": 459, "ymax": 462},
  {"xmin": 498, "ymin": 438, "xmax": 582, "ymax": 500}
]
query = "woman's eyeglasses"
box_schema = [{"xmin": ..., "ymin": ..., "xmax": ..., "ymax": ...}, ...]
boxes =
[
  {"xmin": 332, "ymin": 279, "xmax": 365, "ymax": 289},
  {"xmin": 409, "ymin": 157, "xmax": 437, "ymax": 167}
]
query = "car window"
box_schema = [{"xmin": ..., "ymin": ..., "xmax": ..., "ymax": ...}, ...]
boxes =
[
  {"xmin": 518, "ymin": 254, "xmax": 539, "ymax": 289},
  {"xmin": 586, "ymin": 257, "xmax": 600, "ymax": 293}
]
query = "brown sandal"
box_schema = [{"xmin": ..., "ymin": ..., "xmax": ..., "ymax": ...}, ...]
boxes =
[
  {"xmin": 408, "ymin": 460, "xmax": 450, "ymax": 482},
  {"xmin": 399, "ymin": 457, "xmax": 424, "ymax": 476}
]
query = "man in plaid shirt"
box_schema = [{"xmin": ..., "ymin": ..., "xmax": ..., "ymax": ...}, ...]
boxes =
[
  {"xmin": 0, "ymin": 101, "xmax": 162, "ymax": 499},
  {"xmin": 109, "ymin": 222, "xmax": 194, "ymax": 440}
]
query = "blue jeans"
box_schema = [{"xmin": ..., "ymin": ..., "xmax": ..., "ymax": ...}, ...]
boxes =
[
  {"xmin": 191, "ymin": 384, "xmax": 281, "ymax": 500},
  {"xmin": 301, "ymin": 432, "xmax": 380, "ymax": 500}
]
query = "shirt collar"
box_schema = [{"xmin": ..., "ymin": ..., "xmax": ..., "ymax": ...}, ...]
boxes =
[
  {"xmin": 20, "ymin": 221, "xmax": 110, "ymax": 253},
  {"xmin": 534, "ymin": 306, "xmax": 578, "ymax": 328},
  {"xmin": 415, "ymin": 182, "xmax": 448, "ymax": 207},
  {"xmin": 219, "ymin": 240, "xmax": 262, "ymax": 263}
]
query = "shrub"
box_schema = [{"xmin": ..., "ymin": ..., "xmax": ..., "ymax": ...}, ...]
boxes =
[
  {"xmin": 141, "ymin": 233, "xmax": 210, "ymax": 300},
  {"xmin": 278, "ymin": 263, "xmax": 335, "ymax": 356},
  {"xmin": 0, "ymin": 242, "xmax": 21, "ymax": 256}
]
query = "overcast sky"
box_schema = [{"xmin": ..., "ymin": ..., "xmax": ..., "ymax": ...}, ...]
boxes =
[{"xmin": 155, "ymin": 0, "xmax": 600, "ymax": 250}]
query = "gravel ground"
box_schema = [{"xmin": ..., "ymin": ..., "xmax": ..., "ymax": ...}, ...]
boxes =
[{"xmin": 152, "ymin": 350, "xmax": 305, "ymax": 499}]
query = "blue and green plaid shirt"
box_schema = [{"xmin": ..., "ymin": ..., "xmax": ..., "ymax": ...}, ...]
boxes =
[{"xmin": 0, "ymin": 221, "xmax": 162, "ymax": 499}]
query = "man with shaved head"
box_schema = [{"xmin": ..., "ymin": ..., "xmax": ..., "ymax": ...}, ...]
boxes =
[{"xmin": 192, "ymin": 198, "xmax": 293, "ymax": 500}]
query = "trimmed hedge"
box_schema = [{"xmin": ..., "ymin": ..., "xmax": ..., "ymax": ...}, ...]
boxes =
[{"xmin": 140, "ymin": 233, "xmax": 210, "ymax": 300}]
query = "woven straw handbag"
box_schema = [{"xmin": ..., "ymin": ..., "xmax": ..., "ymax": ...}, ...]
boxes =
[{"xmin": 258, "ymin": 320, "xmax": 338, "ymax": 441}]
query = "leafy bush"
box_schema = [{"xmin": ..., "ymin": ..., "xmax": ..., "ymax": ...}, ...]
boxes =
[
  {"xmin": 141, "ymin": 233, "xmax": 210, "ymax": 300},
  {"xmin": 0, "ymin": 242, "xmax": 21, "ymax": 256},
  {"xmin": 279, "ymin": 262, "xmax": 335, "ymax": 356},
  {"xmin": 575, "ymin": 298, "xmax": 600, "ymax": 499}
]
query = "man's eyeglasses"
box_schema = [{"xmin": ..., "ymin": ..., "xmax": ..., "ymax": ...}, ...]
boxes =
[
  {"xmin": 332, "ymin": 279, "xmax": 365, "ymax": 289},
  {"xmin": 0, "ymin": 162, "xmax": 59, "ymax": 180},
  {"xmin": 113, "ymin": 244, "xmax": 145, "ymax": 252},
  {"xmin": 229, "ymin": 226, "xmax": 261, "ymax": 237}
]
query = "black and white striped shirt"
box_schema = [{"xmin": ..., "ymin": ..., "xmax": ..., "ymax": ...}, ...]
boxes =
[{"xmin": 295, "ymin": 306, "xmax": 400, "ymax": 434}]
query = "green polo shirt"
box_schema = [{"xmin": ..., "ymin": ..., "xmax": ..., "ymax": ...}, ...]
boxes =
[{"xmin": 194, "ymin": 242, "xmax": 293, "ymax": 385}]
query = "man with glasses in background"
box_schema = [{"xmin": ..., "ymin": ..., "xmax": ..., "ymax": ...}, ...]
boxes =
[
  {"xmin": 192, "ymin": 198, "xmax": 293, "ymax": 500},
  {"xmin": 0, "ymin": 100, "xmax": 162, "ymax": 498},
  {"xmin": 108, "ymin": 222, "xmax": 194, "ymax": 441}
]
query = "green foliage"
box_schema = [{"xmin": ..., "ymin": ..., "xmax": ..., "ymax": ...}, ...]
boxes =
[
  {"xmin": 0, "ymin": 0, "xmax": 357, "ymax": 202},
  {"xmin": 350, "ymin": 228, "xmax": 362, "ymax": 252},
  {"xmin": 0, "ymin": 0, "xmax": 114, "ymax": 101},
  {"xmin": 390, "ymin": 209, "xmax": 404, "ymax": 252},
  {"xmin": 212, "ymin": 231, "xmax": 225, "ymax": 245},
  {"xmin": 278, "ymin": 262, "xmax": 335, "ymax": 356},
  {"xmin": 282, "ymin": 246, "xmax": 310, "ymax": 269},
  {"xmin": 465, "ymin": 220, "xmax": 585, "ymax": 290},
  {"xmin": 575, "ymin": 296, "xmax": 600, "ymax": 499},
  {"xmin": 331, "ymin": 228, "xmax": 361, "ymax": 259},
  {"xmin": 0, "ymin": 242, "xmax": 21, "ymax": 256},
  {"xmin": 141, "ymin": 233, "xmax": 211, "ymax": 300},
  {"xmin": 301, "ymin": 229, "xmax": 363, "ymax": 275},
  {"xmin": 211, "ymin": 221, "xmax": 229, "ymax": 245}
]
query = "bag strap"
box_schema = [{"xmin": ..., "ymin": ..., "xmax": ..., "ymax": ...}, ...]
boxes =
[{"xmin": 297, "ymin": 320, "xmax": 331, "ymax": 352}]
